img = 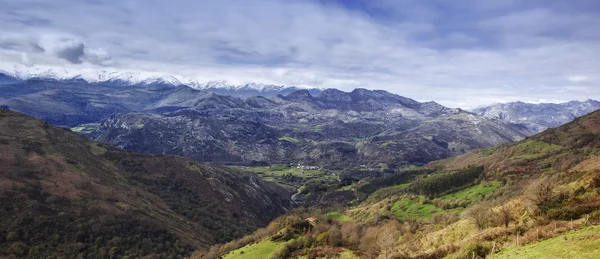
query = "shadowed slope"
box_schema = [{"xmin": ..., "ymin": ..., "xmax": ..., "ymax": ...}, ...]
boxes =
[{"xmin": 0, "ymin": 108, "xmax": 292, "ymax": 257}]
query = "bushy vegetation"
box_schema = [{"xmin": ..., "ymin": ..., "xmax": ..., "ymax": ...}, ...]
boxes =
[
  {"xmin": 0, "ymin": 194, "xmax": 193, "ymax": 258},
  {"xmin": 128, "ymin": 175, "xmax": 252, "ymax": 243}
]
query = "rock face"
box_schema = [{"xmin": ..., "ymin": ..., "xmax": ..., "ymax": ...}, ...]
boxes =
[
  {"xmin": 81, "ymin": 88, "xmax": 526, "ymax": 168},
  {"xmin": 0, "ymin": 108, "xmax": 292, "ymax": 257},
  {"xmin": 472, "ymin": 100, "xmax": 600, "ymax": 135}
]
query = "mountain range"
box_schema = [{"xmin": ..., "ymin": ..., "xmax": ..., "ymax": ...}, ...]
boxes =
[
  {"xmin": 472, "ymin": 100, "xmax": 600, "ymax": 135},
  {"xmin": 0, "ymin": 67, "xmax": 322, "ymax": 98},
  {"xmin": 2, "ymin": 74, "xmax": 598, "ymax": 170}
]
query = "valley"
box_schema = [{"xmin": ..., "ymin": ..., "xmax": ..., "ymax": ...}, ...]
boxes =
[
  {"xmin": 2, "ymin": 1, "xmax": 599, "ymax": 258},
  {"xmin": 1, "ymin": 78, "xmax": 599, "ymax": 258},
  {"xmin": 200, "ymin": 110, "xmax": 600, "ymax": 259}
]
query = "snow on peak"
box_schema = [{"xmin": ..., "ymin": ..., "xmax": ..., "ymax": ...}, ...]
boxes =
[{"xmin": 0, "ymin": 64, "xmax": 307, "ymax": 92}]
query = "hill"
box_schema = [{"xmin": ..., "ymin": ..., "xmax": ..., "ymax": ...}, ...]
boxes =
[{"xmin": 0, "ymin": 108, "xmax": 292, "ymax": 258}]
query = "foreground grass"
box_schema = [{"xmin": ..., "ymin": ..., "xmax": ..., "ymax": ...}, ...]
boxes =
[
  {"xmin": 222, "ymin": 239, "xmax": 281, "ymax": 259},
  {"xmin": 491, "ymin": 225, "xmax": 600, "ymax": 259}
]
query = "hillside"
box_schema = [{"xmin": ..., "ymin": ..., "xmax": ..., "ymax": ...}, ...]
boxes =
[
  {"xmin": 426, "ymin": 109, "xmax": 600, "ymax": 173},
  {"xmin": 0, "ymin": 108, "xmax": 292, "ymax": 258},
  {"xmin": 205, "ymin": 110, "xmax": 600, "ymax": 259}
]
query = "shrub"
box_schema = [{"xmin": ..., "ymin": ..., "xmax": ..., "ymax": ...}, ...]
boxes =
[
  {"xmin": 547, "ymin": 207, "xmax": 580, "ymax": 220},
  {"xmin": 461, "ymin": 242, "xmax": 492, "ymax": 259}
]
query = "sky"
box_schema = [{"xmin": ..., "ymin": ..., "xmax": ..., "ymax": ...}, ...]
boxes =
[{"xmin": 1, "ymin": 0, "xmax": 599, "ymax": 108}]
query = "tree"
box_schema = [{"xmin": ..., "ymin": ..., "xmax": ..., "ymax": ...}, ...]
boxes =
[
  {"xmin": 497, "ymin": 205, "xmax": 513, "ymax": 228},
  {"xmin": 377, "ymin": 228, "xmax": 397, "ymax": 259},
  {"xmin": 316, "ymin": 232, "xmax": 329, "ymax": 245},
  {"xmin": 528, "ymin": 177, "xmax": 557, "ymax": 215},
  {"xmin": 359, "ymin": 227, "xmax": 380, "ymax": 258},
  {"xmin": 467, "ymin": 204, "xmax": 491, "ymax": 230}
]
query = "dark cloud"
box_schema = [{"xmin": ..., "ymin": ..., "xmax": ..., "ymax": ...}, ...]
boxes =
[{"xmin": 54, "ymin": 40, "xmax": 85, "ymax": 64}]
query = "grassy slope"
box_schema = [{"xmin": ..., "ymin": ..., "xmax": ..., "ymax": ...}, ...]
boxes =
[
  {"xmin": 327, "ymin": 211, "xmax": 352, "ymax": 222},
  {"xmin": 435, "ymin": 180, "xmax": 502, "ymax": 204},
  {"xmin": 222, "ymin": 239, "xmax": 281, "ymax": 259},
  {"xmin": 392, "ymin": 198, "xmax": 443, "ymax": 219},
  {"xmin": 491, "ymin": 225, "xmax": 600, "ymax": 259},
  {"xmin": 389, "ymin": 181, "xmax": 502, "ymax": 220}
]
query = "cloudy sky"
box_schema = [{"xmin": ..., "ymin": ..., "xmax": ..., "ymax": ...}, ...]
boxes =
[{"xmin": 1, "ymin": 0, "xmax": 599, "ymax": 108}]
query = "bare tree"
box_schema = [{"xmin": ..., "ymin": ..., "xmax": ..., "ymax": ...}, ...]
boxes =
[
  {"xmin": 377, "ymin": 228, "xmax": 397, "ymax": 259},
  {"xmin": 528, "ymin": 177, "xmax": 557, "ymax": 215},
  {"xmin": 467, "ymin": 204, "xmax": 491, "ymax": 230},
  {"xmin": 497, "ymin": 205, "xmax": 513, "ymax": 228}
]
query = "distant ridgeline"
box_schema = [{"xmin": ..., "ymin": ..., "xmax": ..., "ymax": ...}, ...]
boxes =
[{"xmin": 0, "ymin": 75, "xmax": 530, "ymax": 169}]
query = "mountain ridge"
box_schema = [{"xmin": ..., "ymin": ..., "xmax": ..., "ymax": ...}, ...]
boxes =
[
  {"xmin": 0, "ymin": 66, "xmax": 322, "ymax": 97},
  {"xmin": 80, "ymin": 88, "xmax": 526, "ymax": 168}
]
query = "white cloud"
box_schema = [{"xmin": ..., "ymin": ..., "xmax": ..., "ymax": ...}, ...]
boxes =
[
  {"xmin": 0, "ymin": 0, "xmax": 599, "ymax": 108},
  {"xmin": 567, "ymin": 75, "xmax": 588, "ymax": 83}
]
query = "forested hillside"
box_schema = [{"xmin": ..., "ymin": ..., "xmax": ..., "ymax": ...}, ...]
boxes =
[{"xmin": 0, "ymin": 108, "xmax": 292, "ymax": 258}]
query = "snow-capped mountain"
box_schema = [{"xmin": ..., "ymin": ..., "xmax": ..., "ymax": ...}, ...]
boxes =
[
  {"xmin": 0, "ymin": 65, "xmax": 322, "ymax": 97},
  {"xmin": 472, "ymin": 100, "xmax": 600, "ymax": 135}
]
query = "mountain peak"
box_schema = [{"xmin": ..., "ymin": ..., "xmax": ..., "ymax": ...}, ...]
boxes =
[
  {"xmin": 282, "ymin": 89, "xmax": 315, "ymax": 101},
  {"xmin": 317, "ymin": 88, "xmax": 352, "ymax": 102}
]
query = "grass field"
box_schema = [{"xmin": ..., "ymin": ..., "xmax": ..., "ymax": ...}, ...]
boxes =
[
  {"xmin": 435, "ymin": 180, "xmax": 502, "ymax": 205},
  {"xmin": 490, "ymin": 225, "xmax": 600, "ymax": 259},
  {"xmin": 233, "ymin": 164, "xmax": 328, "ymax": 185},
  {"xmin": 327, "ymin": 211, "xmax": 352, "ymax": 222},
  {"xmin": 511, "ymin": 140, "xmax": 563, "ymax": 160},
  {"xmin": 390, "ymin": 181, "xmax": 501, "ymax": 219},
  {"xmin": 391, "ymin": 198, "xmax": 443, "ymax": 219},
  {"xmin": 222, "ymin": 239, "xmax": 281, "ymax": 259}
]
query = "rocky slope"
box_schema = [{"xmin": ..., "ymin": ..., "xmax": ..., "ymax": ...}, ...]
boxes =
[
  {"xmin": 472, "ymin": 100, "xmax": 600, "ymax": 135},
  {"xmin": 0, "ymin": 108, "xmax": 292, "ymax": 258}
]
